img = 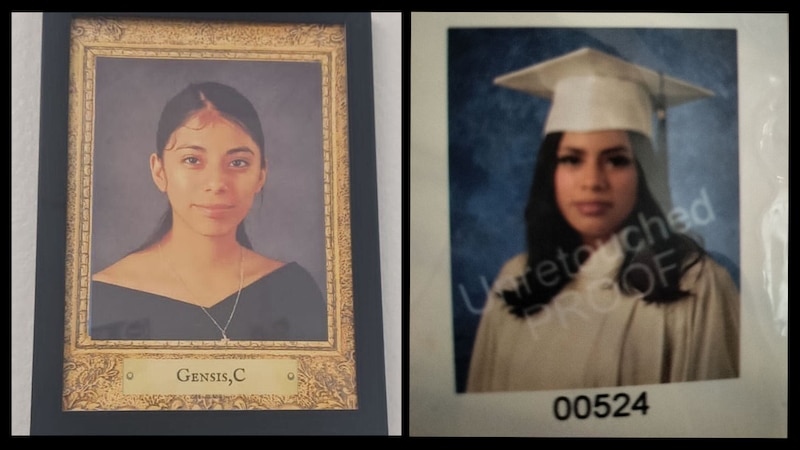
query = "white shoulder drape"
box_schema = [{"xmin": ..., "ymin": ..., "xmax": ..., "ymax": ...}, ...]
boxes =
[{"xmin": 466, "ymin": 238, "xmax": 739, "ymax": 392}]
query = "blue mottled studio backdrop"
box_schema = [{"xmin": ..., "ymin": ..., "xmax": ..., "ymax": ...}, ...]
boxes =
[{"xmin": 449, "ymin": 28, "xmax": 739, "ymax": 393}]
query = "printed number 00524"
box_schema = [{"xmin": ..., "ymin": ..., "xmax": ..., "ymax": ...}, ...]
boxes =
[{"xmin": 553, "ymin": 392, "xmax": 649, "ymax": 421}]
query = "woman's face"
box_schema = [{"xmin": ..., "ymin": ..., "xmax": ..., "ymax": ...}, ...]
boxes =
[
  {"xmin": 554, "ymin": 130, "xmax": 638, "ymax": 246},
  {"xmin": 150, "ymin": 109, "xmax": 266, "ymax": 240}
]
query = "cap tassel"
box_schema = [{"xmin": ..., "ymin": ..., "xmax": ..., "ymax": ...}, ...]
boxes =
[{"xmin": 654, "ymin": 72, "xmax": 673, "ymax": 213}]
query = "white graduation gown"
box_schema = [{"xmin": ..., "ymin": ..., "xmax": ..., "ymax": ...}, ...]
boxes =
[{"xmin": 466, "ymin": 237, "xmax": 740, "ymax": 392}]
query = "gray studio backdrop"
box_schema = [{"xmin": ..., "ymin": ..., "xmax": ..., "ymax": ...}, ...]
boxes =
[{"xmin": 90, "ymin": 57, "xmax": 326, "ymax": 294}]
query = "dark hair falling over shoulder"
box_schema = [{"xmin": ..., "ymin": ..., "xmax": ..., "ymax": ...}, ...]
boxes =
[{"xmin": 500, "ymin": 132, "xmax": 705, "ymax": 318}]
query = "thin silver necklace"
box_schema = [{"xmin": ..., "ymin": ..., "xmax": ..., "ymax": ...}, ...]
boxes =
[{"xmin": 158, "ymin": 242, "xmax": 244, "ymax": 343}]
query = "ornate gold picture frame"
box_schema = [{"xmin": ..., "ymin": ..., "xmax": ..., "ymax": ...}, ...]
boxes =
[{"xmin": 32, "ymin": 12, "xmax": 386, "ymax": 435}]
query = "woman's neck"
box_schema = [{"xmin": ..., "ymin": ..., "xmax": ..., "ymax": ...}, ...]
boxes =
[
  {"xmin": 154, "ymin": 228, "xmax": 245, "ymax": 307},
  {"xmin": 158, "ymin": 230, "xmax": 242, "ymax": 272}
]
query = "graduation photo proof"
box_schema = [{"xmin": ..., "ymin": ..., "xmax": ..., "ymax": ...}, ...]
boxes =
[
  {"xmin": 411, "ymin": 12, "xmax": 787, "ymax": 437},
  {"xmin": 451, "ymin": 29, "xmax": 740, "ymax": 394}
]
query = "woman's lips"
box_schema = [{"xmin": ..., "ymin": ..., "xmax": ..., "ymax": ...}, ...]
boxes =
[
  {"xmin": 574, "ymin": 201, "xmax": 612, "ymax": 216},
  {"xmin": 194, "ymin": 204, "xmax": 234, "ymax": 218}
]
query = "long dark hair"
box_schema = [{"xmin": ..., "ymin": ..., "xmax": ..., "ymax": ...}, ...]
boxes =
[
  {"xmin": 133, "ymin": 81, "xmax": 266, "ymax": 253},
  {"xmin": 501, "ymin": 131, "xmax": 704, "ymax": 317}
]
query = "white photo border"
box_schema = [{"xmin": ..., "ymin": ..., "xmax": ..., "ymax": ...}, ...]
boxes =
[{"xmin": 410, "ymin": 12, "xmax": 788, "ymax": 438}]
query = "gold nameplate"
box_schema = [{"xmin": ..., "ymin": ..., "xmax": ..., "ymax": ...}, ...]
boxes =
[{"xmin": 123, "ymin": 359, "xmax": 297, "ymax": 395}]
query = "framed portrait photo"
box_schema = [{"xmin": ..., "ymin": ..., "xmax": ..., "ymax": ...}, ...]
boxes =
[
  {"xmin": 410, "ymin": 12, "xmax": 787, "ymax": 437},
  {"xmin": 31, "ymin": 12, "xmax": 387, "ymax": 435}
]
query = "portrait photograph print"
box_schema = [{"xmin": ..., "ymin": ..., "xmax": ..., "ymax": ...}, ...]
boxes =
[
  {"xmin": 30, "ymin": 13, "xmax": 387, "ymax": 435},
  {"xmin": 90, "ymin": 48, "xmax": 328, "ymax": 344},
  {"xmin": 449, "ymin": 26, "xmax": 740, "ymax": 394},
  {"xmin": 417, "ymin": 12, "xmax": 784, "ymax": 438}
]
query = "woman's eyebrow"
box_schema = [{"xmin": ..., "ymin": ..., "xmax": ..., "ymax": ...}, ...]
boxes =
[
  {"xmin": 557, "ymin": 145, "xmax": 632, "ymax": 156},
  {"xmin": 600, "ymin": 145, "xmax": 632, "ymax": 155},
  {"xmin": 227, "ymin": 146, "xmax": 255, "ymax": 156},
  {"xmin": 170, "ymin": 145, "xmax": 255, "ymax": 155},
  {"xmin": 173, "ymin": 144, "xmax": 206, "ymax": 152}
]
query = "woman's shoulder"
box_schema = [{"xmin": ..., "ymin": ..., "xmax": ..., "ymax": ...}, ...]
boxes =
[
  {"xmin": 92, "ymin": 249, "xmax": 161, "ymax": 290},
  {"xmin": 670, "ymin": 252, "xmax": 740, "ymax": 322},
  {"xmin": 681, "ymin": 252, "xmax": 738, "ymax": 291},
  {"xmin": 243, "ymin": 250, "xmax": 320, "ymax": 288},
  {"xmin": 496, "ymin": 253, "xmax": 528, "ymax": 281},
  {"xmin": 243, "ymin": 249, "xmax": 288, "ymax": 284},
  {"xmin": 244, "ymin": 254, "xmax": 325, "ymax": 311},
  {"xmin": 484, "ymin": 253, "xmax": 528, "ymax": 299}
]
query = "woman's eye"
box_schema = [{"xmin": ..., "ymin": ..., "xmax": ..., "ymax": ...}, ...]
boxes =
[
  {"xmin": 182, "ymin": 156, "xmax": 200, "ymax": 165},
  {"xmin": 557, "ymin": 155, "xmax": 581, "ymax": 165},
  {"xmin": 230, "ymin": 159, "xmax": 250, "ymax": 168},
  {"xmin": 608, "ymin": 156, "xmax": 633, "ymax": 167}
]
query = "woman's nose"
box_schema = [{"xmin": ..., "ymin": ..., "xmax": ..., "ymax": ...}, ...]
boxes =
[
  {"xmin": 581, "ymin": 161, "xmax": 608, "ymax": 191},
  {"xmin": 204, "ymin": 167, "xmax": 229, "ymax": 192}
]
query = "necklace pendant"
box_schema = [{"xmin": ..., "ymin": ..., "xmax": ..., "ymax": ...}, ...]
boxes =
[{"xmin": 161, "ymin": 244, "xmax": 243, "ymax": 345}]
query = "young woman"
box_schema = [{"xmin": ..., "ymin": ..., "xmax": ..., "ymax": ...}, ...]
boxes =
[
  {"xmin": 466, "ymin": 49, "xmax": 739, "ymax": 391},
  {"xmin": 90, "ymin": 82, "xmax": 327, "ymax": 342}
]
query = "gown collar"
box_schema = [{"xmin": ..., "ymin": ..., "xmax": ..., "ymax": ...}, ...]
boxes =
[{"xmin": 576, "ymin": 235, "xmax": 625, "ymax": 281}]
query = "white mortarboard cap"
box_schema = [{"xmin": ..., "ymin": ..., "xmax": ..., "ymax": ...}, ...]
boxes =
[{"xmin": 494, "ymin": 47, "xmax": 714, "ymax": 138}]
